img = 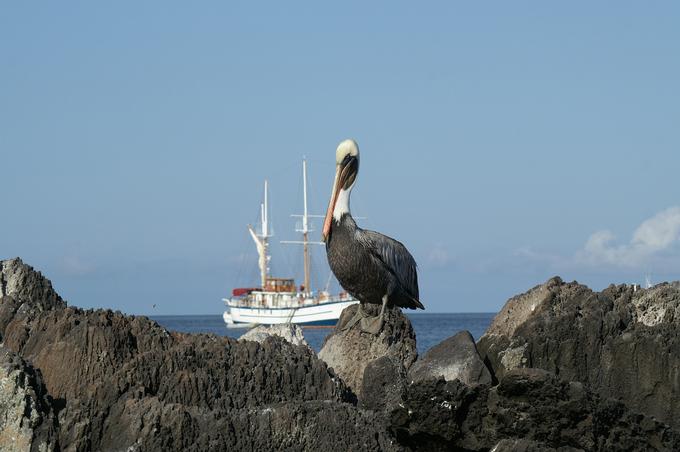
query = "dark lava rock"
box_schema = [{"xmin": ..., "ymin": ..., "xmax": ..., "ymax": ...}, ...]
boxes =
[
  {"xmin": 0, "ymin": 257, "xmax": 66, "ymax": 337},
  {"xmin": 2, "ymin": 309, "xmax": 358, "ymax": 450},
  {"xmin": 477, "ymin": 277, "xmax": 680, "ymax": 429},
  {"xmin": 359, "ymin": 355, "xmax": 408, "ymax": 413},
  {"xmin": 4, "ymin": 259, "xmax": 680, "ymax": 451},
  {"xmin": 490, "ymin": 438, "xmax": 573, "ymax": 452},
  {"xmin": 318, "ymin": 304, "xmax": 418, "ymax": 394},
  {"xmin": 79, "ymin": 399, "xmax": 403, "ymax": 452},
  {"xmin": 0, "ymin": 258, "xmax": 401, "ymax": 451},
  {"xmin": 0, "ymin": 346, "xmax": 58, "ymax": 451},
  {"xmin": 407, "ymin": 330, "xmax": 492, "ymax": 386},
  {"xmin": 391, "ymin": 368, "xmax": 680, "ymax": 451}
]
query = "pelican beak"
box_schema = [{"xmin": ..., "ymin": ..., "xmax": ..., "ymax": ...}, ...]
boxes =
[
  {"xmin": 322, "ymin": 156, "xmax": 358, "ymax": 242},
  {"xmin": 322, "ymin": 166, "xmax": 341, "ymax": 242}
]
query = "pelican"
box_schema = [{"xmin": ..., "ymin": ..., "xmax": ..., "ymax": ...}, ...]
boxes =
[{"xmin": 322, "ymin": 139, "xmax": 424, "ymax": 334}]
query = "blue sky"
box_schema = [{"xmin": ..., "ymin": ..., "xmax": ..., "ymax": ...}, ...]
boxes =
[{"xmin": 2, "ymin": 2, "xmax": 679, "ymax": 314}]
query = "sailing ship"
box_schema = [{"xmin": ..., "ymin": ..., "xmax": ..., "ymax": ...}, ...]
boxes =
[{"xmin": 223, "ymin": 159, "xmax": 358, "ymax": 327}]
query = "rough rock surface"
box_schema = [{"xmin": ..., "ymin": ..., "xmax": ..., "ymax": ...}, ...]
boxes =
[
  {"xmin": 490, "ymin": 438, "xmax": 568, "ymax": 452},
  {"xmin": 477, "ymin": 277, "xmax": 680, "ymax": 429},
  {"xmin": 240, "ymin": 323, "xmax": 309, "ymax": 348},
  {"xmin": 0, "ymin": 258, "xmax": 403, "ymax": 451},
  {"xmin": 77, "ymin": 399, "xmax": 403, "ymax": 452},
  {"xmin": 0, "ymin": 346, "xmax": 58, "ymax": 452},
  {"xmin": 391, "ymin": 368, "xmax": 680, "ymax": 451},
  {"xmin": 0, "ymin": 258, "xmax": 65, "ymax": 311},
  {"xmin": 0, "ymin": 258, "xmax": 66, "ymax": 338},
  {"xmin": 407, "ymin": 330, "xmax": 492, "ymax": 386},
  {"xmin": 2, "ymin": 308, "xmax": 360, "ymax": 450},
  {"xmin": 318, "ymin": 304, "xmax": 418, "ymax": 394},
  {"xmin": 359, "ymin": 355, "xmax": 407, "ymax": 413},
  {"xmin": 3, "ymin": 258, "xmax": 680, "ymax": 451}
]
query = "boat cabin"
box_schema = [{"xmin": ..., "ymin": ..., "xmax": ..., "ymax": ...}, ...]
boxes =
[{"xmin": 264, "ymin": 277, "xmax": 296, "ymax": 293}]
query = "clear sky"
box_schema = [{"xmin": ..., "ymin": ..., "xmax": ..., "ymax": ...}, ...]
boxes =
[{"xmin": 2, "ymin": 2, "xmax": 679, "ymax": 314}]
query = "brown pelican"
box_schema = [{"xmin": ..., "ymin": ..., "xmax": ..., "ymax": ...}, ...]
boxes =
[{"xmin": 322, "ymin": 139, "xmax": 424, "ymax": 334}]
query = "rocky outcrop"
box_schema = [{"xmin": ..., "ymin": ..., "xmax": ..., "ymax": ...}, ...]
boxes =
[
  {"xmin": 0, "ymin": 258, "xmax": 65, "ymax": 311},
  {"xmin": 391, "ymin": 368, "xmax": 680, "ymax": 451},
  {"xmin": 0, "ymin": 258, "xmax": 402, "ymax": 451},
  {"xmin": 0, "ymin": 258, "xmax": 65, "ymax": 338},
  {"xmin": 0, "ymin": 346, "xmax": 58, "ymax": 452},
  {"xmin": 477, "ymin": 277, "xmax": 680, "ymax": 430},
  {"xmin": 240, "ymin": 323, "xmax": 309, "ymax": 348},
  {"xmin": 3, "ymin": 258, "xmax": 680, "ymax": 451},
  {"xmin": 65, "ymin": 398, "xmax": 401, "ymax": 452},
  {"xmin": 407, "ymin": 330, "xmax": 492, "ymax": 386},
  {"xmin": 359, "ymin": 355, "xmax": 408, "ymax": 413},
  {"xmin": 318, "ymin": 304, "xmax": 417, "ymax": 394},
  {"xmin": 2, "ymin": 307, "xmax": 358, "ymax": 450}
]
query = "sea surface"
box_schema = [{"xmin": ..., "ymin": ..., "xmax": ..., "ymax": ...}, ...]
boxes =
[{"xmin": 151, "ymin": 313, "xmax": 496, "ymax": 354}]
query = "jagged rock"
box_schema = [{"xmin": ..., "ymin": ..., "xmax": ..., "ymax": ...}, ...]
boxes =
[
  {"xmin": 491, "ymin": 438, "xmax": 566, "ymax": 452},
  {"xmin": 0, "ymin": 258, "xmax": 65, "ymax": 310},
  {"xmin": 6, "ymin": 258, "xmax": 680, "ymax": 451},
  {"xmin": 0, "ymin": 258, "xmax": 66, "ymax": 339},
  {"xmin": 477, "ymin": 277, "xmax": 680, "ymax": 429},
  {"xmin": 92, "ymin": 399, "xmax": 403, "ymax": 452},
  {"xmin": 318, "ymin": 304, "xmax": 418, "ymax": 394},
  {"xmin": 391, "ymin": 368, "xmax": 680, "ymax": 451},
  {"xmin": 0, "ymin": 346, "xmax": 58, "ymax": 452},
  {"xmin": 407, "ymin": 330, "xmax": 492, "ymax": 386},
  {"xmin": 359, "ymin": 355, "xmax": 407, "ymax": 413},
  {"xmin": 240, "ymin": 324, "xmax": 309, "ymax": 348},
  {"xmin": 1, "ymin": 295, "xmax": 358, "ymax": 450},
  {"xmin": 2, "ymin": 310, "xmax": 354, "ymax": 450},
  {"xmin": 3, "ymin": 308, "xmax": 175, "ymax": 401},
  {"xmin": 1, "ymin": 259, "xmax": 402, "ymax": 451}
]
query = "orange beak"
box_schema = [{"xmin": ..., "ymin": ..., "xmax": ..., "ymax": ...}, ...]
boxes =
[
  {"xmin": 322, "ymin": 155, "xmax": 359, "ymax": 242},
  {"xmin": 322, "ymin": 166, "xmax": 341, "ymax": 242}
]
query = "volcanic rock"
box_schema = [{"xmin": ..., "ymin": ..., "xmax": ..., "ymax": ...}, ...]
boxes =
[
  {"xmin": 318, "ymin": 304, "xmax": 418, "ymax": 394},
  {"xmin": 0, "ymin": 258, "xmax": 65, "ymax": 311},
  {"xmin": 240, "ymin": 323, "xmax": 309, "ymax": 348},
  {"xmin": 0, "ymin": 258, "xmax": 66, "ymax": 339},
  {"xmin": 391, "ymin": 368, "xmax": 680, "ymax": 451},
  {"xmin": 4, "ymin": 257, "xmax": 680, "ymax": 451},
  {"xmin": 0, "ymin": 346, "xmax": 58, "ymax": 452},
  {"xmin": 0, "ymin": 258, "xmax": 398, "ymax": 451},
  {"xmin": 359, "ymin": 355, "xmax": 408, "ymax": 413},
  {"xmin": 407, "ymin": 330, "xmax": 492, "ymax": 386},
  {"xmin": 2, "ymin": 309, "xmax": 355, "ymax": 450},
  {"xmin": 490, "ymin": 438, "xmax": 564, "ymax": 452},
  {"xmin": 477, "ymin": 277, "xmax": 680, "ymax": 429},
  {"xmin": 67, "ymin": 398, "xmax": 402, "ymax": 452}
]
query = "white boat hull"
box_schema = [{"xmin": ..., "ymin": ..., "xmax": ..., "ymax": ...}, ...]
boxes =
[{"xmin": 223, "ymin": 299, "xmax": 357, "ymax": 326}]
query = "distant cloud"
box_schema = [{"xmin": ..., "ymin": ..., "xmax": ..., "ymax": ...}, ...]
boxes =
[
  {"xmin": 576, "ymin": 206, "xmax": 680, "ymax": 268},
  {"xmin": 511, "ymin": 206, "xmax": 680, "ymax": 275}
]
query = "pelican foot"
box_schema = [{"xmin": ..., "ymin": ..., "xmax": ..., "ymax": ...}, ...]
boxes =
[
  {"xmin": 359, "ymin": 315, "xmax": 384, "ymax": 335},
  {"xmin": 341, "ymin": 304, "xmax": 369, "ymax": 331}
]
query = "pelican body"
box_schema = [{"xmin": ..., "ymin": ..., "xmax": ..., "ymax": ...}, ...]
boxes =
[{"xmin": 322, "ymin": 139, "xmax": 424, "ymax": 333}]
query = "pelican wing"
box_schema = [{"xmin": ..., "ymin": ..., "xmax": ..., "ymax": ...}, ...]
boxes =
[{"xmin": 356, "ymin": 229, "xmax": 420, "ymax": 303}]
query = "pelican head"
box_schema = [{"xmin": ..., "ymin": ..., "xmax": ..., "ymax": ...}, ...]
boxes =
[{"xmin": 322, "ymin": 139, "xmax": 360, "ymax": 241}]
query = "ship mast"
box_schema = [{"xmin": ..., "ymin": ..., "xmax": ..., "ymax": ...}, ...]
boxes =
[
  {"xmin": 248, "ymin": 180, "xmax": 271, "ymax": 288},
  {"xmin": 302, "ymin": 159, "xmax": 311, "ymax": 292},
  {"xmin": 281, "ymin": 158, "xmax": 325, "ymax": 295}
]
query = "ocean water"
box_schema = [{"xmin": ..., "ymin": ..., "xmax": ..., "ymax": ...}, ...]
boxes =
[{"xmin": 151, "ymin": 312, "xmax": 496, "ymax": 354}]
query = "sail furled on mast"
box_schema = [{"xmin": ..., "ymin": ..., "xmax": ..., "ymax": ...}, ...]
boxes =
[
  {"xmin": 248, "ymin": 180, "xmax": 273, "ymax": 289},
  {"xmin": 248, "ymin": 225, "xmax": 267, "ymax": 288}
]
